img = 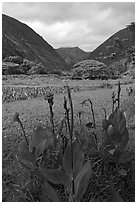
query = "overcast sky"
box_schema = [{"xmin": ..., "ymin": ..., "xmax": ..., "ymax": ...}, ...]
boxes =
[{"xmin": 2, "ymin": 2, "xmax": 135, "ymax": 52}]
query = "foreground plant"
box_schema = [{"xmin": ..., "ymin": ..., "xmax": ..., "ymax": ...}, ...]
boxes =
[
  {"xmin": 12, "ymin": 81, "xmax": 134, "ymax": 202},
  {"xmin": 46, "ymin": 142, "xmax": 91, "ymax": 201},
  {"xmin": 44, "ymin": 91, "xmax": 57, "ymax": 146},
  {"xmin": 16, "ymin": 124, "xmax": 62, "ymax": 201},
  {"xmin": 14, "ymin": 85, "xmax": 92, "ymax": 201},
  {"xmin": 13, "ymin": 112, "xmax": 29, "ymax": 145},
  {"xmin": 101, "ymin": 82, "xmax": 129, "ymax": 154}
]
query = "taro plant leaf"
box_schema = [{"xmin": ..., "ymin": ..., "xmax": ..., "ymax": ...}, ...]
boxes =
[
  {"xmin": 17, "ymin": 155, "xmax": 33, "ymax": 170},
  {"xmin": 43, "ymin": 169, "xmax": 71, "ymax": 190},
  {"xmin": 75, "ymin": 160, "xmax": 91, "ymax": 201},
  {"xmin": 73, "ymin": 140, "xmax": 84, "ymax": 177},
  {"xmin": 107, "ymin": 125, "xmax": 122, "ymax": 144},
  {"xmin": 101, "ymin": 129, "xmax": 112, "ymax": 149},
  {"xmin": 29, "ymin": 125, "xmax": 50, "ymax": 152},
  {"xmin": 63, "ymin": 140, "xmax": 84, "ymax": 178},
  {"xmin": 35, "ymin": 138, "xmax": 49, "ymax": 160},
  {"xmin": 118, "ymin": 151, "xmax": 134, "ymax": 164},
  {"xmin": 18, "ymin": 141, "xmax": 35, "ymax": 164},
  {"xmin": 106, "ymin": 185, "xmax": 123, "ymax": 202},
  {"xmin": 119, "ymin": 127, "xmax": 129, "ymax": 151},
  {"xmin": 63, "ymin": 144, "xmax": 72, "ymax": 178},
  {"xmin": 112, "ymin": 109, "xmax": 126, "ymax": 134},
  {"xmin": 108, "ymin": 111, "xmax": 115, "ymax": 124},
  {"xmin": 40, "ymin": 194, "xmax": 50, "ymax": 202},
  {"xmin": 41, "ymin": 180, "xmax": 60, "ymax": 202}
]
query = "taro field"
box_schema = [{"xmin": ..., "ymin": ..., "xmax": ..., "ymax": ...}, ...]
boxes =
[{"xmin": 2, "ymin": 75, "xmax": 135, "ymax": 202}]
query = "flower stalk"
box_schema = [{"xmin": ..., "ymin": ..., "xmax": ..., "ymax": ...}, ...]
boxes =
[
  {"xmin": 44, "ymin": 92, "xmax": 56, "ymax": 146},
  {"xmin": 117, "ymin": 81, "xmax": 121, "ymax": 108},
  {"xmin": 66, "ymin": 84, "xmax": 75, "ymax": 201},
  {"xmin": 13, "ymin": 112, "xmax": 29, "ymax": 145}
]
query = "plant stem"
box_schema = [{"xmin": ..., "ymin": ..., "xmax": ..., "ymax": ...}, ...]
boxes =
[
  {"xmin": 88, "ymin": 99, "xmax": 96, "ymax": 129},
  {"xmin": 112, "ymin": 92, "xmax": 115, "ymax": 113},
  {"xmin": 49, "ymin": 103, "xmax": 55, "ymax": 134},
  {"xmin": 117, "ymin": 81, "xmax": 121, "ymax": 108},
  {"xmin": 64, "ymin": 96, "xmax": 71, "ymax": 135},
  {"xmin": 103, "ymin": 108, "xmax": 107, "ymax": 120},
  {"xmin": 66, "ymin": 85, "xmax": 75, "ymax": 201},
  {"xmin": 49, "ymin": 103, "xmax": 56, "ymax": 146},
  {"xmin": 18, "ymin": 119, "xmax": 29, "ymax": 145},
  {"xmin": 78, "ymin": 112, "xmax": 82, "ymax": 132},
  {"xmin": 67, "ymin": 86, "xmax": 74, "ymax": 136},
  {"xmin": 93, "ymin": 132, "xmax": 98, "ymax": 149}
]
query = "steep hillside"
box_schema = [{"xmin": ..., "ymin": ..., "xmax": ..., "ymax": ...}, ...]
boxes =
[
  {"xmin": 2, "ymin": 14, "xmax": 68, "ymax": 71},
  {"xmin": 56, "ymin": 47, "xmax": 90, "ymax": 67},
  {"xmin": 89, "ymin": 25, "xmax": 135, "ymax": 66},
  {"xmin": 71, "ymin": 24, "xmax": 135, "ymax": 80}
]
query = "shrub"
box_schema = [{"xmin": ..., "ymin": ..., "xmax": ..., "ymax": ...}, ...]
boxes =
[
  {"xmin": 27, "ymin": 63, "xmax": 47, "ymax": 75},
  {"xmin": 2, "ymin": 62, "xmax": 23, "ymax": 75},
  {"xmin": 3, "ymin": 56, "xmax": 23, "ymax": 64}
]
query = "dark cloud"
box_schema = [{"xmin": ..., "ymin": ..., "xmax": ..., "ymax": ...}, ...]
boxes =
[{"xmin": 2, "ymin": 2, "xmax": 135, "ymax": 51}]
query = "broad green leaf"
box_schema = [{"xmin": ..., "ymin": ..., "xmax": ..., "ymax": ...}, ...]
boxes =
[
  {"xmin": 75, "ymin": 160, "xmax": 91, "ymax": 201},
  {"xmin": 101, "ymin": 130, "xmax": 113, "ymax": 149},
  {"xmin": 118, "ymin": 150, "xmax": 134, "ymax": 164},
  {"xmin": 119, "ymin": 127, "xmax": 129, "ymax": 151},
  {"xmin": 41, "ymin": 180, "xmax": 60, "ymax": 202},
  {"xmin": 44, "ymin": 169, "xmax": 71, "ymax": 190},
  {"xmin": 63, "ymin": 145, "xmax": 72, "ymax": 178},
  {"xmin": 18, "ymin": 141, "xmax": 35, "ymax": 164},
  {"xmin": 107, "ymin": 125, "xmax": 122, "ymax": 144},
  {"xmin": 35, "ymin": 138, "xmax": 49, "ymax": 159},
  {"xmin": 17, "ymin": 155, "xmax": 33, "ymax": 170},
  {"xmin": 40, "ymin": 194, "xmax": 50, "ymax": 202},
  {"xmin": 108, "ymin": 111, "xmax": 115, "ymax": 124},
  {"xmin": 29, "ymin": 125, "xmax": 52, "ymax": 152},
  {"xmin": 106, "ymin": 185, "xmax": 123, "ymax": 202},
  {"xmin": 63, "ymin": 140, "xmax": 84, "ymax": 178},
  {"xmin": 112, "ymin": 109, "xmax": 126, "ymax": 134},
  {"xmin": 73, "ymin": 141, "xmax": 84, "ymax": 177}
]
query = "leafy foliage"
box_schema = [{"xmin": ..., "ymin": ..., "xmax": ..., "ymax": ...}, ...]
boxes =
[
  {"xmin": 75, "ymin": 160, "xmax": 91, "ymax": 201},
  {"xmin": 5, "ymin": 81, "xmax": 134, "ymax": 202},
  {"xmin": 63, "ymin": 141, "xmax": 84, "ymax": 178}
]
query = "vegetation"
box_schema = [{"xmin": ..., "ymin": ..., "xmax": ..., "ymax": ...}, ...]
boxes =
[
  {"xmin": 2, "ymin": 14, "xmax": 135, "ymax": 202},
  {"xmin": 71, "ymin": 60, "xmax": 108, "ymax": 80},
  {"xmin": 2, "ymin": 81, "xmax": 135, "ymax": 202},
  {"xmin": 89, "ymin": 23, "xmax": 135, "ymax": 66}
]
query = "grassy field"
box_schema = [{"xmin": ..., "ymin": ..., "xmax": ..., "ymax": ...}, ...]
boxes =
[{"xmin": 2, "ymin": 75, "xmax": 135, "ymax": 201}]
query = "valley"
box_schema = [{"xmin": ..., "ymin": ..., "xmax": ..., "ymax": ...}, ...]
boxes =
[{"xmin": 2, "ymin": 11, "xmax": 135, "ymax": 202}]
